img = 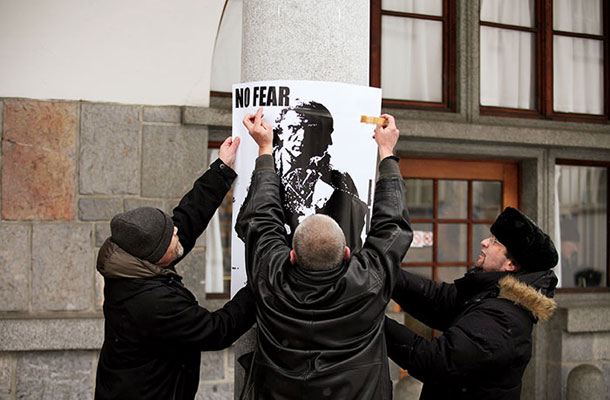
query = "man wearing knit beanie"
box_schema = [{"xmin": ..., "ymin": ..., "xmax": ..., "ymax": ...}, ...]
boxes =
[
  {"xmin": 95, "ymin": 137, "xmax": 256, "ymax": 400},
  {"xmin": 386, "ymin": 207, "xmax": 559, "ymax": 400}
]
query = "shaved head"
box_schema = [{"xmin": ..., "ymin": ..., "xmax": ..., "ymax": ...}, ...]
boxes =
[{"xmin": 292, "ymin": 214, "xmax": 346, "ymax": 271}]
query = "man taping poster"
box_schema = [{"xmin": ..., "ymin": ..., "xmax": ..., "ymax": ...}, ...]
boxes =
[{"xmin": 230, "ymin": 80, "xmax": 381, "ymax": 295}]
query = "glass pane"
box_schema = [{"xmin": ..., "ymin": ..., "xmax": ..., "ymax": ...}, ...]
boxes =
[
  {"xmin": 382, "ymin": 0, "xmax": 442, "ymax": 16},
  {"xmin": 437, "ymin": 266, "xmax": 468, "ymax": 283},
  {"xmin": 210, "ymin": 0, "xmax": 242, "ymax": 92},
  {"xmin": 480, "ymin": 26, "xmax": 535, "ymax": 109},
  {"xmin": 405, "ymin": 266, "xmax": 432, "ymax": 280},
  {"xmin": 405, "ymin": 179, "xmax": 433, "ymax": 218},
  {"xmin": 203, "ymin": 148, "xmax": 232, "ymax": 295},
  {"xmin": 472, "ymin": 223, "xmax": 492, "ymax": 265},
  {"xmin": 438, "ymin": 224, "xmax": 467, "ymax": 262},
  {"xmin": 405, "ymin": 223, "xmax": 433, "ymax": 263},
  {"xmin": 554, "ymin": 0, "xmax": 602, "ymax": 35},
  {"xmin": 553, "ymin": 36, "xmax": 604, "ymax": 115},
  {"xmin": 438, "ymin": 180, "xmax": 467, "ymax": 219},
  {"xmin": 473, "ymin": 181, "xmax": 502, "ymax": 219},
  {"xmin": 557, "ymin": 165, "xmax": 607, "ymax": 288},
  {"xmin": 381, "ymin": 16, "xmax": 443, "ymax": 102},
  {"xmin": 480, "ymin": 0, "xmax": 535, "ymax": 27}
]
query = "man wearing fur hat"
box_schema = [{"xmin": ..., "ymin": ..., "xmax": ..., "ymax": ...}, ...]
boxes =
[
  {"xmin": 95, "ymin": 137, "xmax": 256, "ymax": 400},
  {"xmin": 386, "ymin": 207, "xmax": 558, "ymax": 400}
]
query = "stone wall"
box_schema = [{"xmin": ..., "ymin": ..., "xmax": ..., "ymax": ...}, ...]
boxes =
[
  {"xmin": 545, "ymin": 295, "xmax": 610, "ymax": 400},
  {"xmin": 0, "ymin": 98, "xmax": 236, "ymax": 399}
]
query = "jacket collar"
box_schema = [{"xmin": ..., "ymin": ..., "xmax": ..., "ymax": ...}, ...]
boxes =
[
  {"xmin": 498, "ymin": 272, "xmax": 557, "ymax": 322},
  {"xmin": 455, "ymin": 267, "xmax": 558, "ymax": 322},
  {"xmin": 97, "ymin": 238, "xmax": 180, "ymax": 279}
]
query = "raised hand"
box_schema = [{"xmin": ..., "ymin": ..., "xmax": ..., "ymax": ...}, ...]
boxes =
[
  {"xmin": 373, "ymin": 114, "xmax": 399, "ymax": 159},
  {"xmin": 242, "ymin": 107, "xmax": 273, "ymax": 156},
  {"xmin": 218, "ymin": 136, "xmax": 240, "ymax": 169}
]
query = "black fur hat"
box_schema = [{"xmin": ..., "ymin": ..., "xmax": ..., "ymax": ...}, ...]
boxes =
[{"xmin": 490, "ymin": 207, "xmax": 558, "ymax": 272}]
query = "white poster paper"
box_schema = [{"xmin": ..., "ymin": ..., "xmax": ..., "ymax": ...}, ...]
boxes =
[{"xmin": 230, "ymin": 80, "xmax": 381, "ymax": 296}]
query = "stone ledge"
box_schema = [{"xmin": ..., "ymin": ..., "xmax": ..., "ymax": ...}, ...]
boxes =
[
  {"xmin": 182, "ymin": 106, "xmax": 610, "ymax": 150},
  {"xmin": 0, "ymin": 318, "xmax": 103, "ymax": 351}
]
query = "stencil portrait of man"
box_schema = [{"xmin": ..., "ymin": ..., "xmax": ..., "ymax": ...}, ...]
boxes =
[{"xmin": 272, "ymin": 100, "xmax": 368, "ymax": 251}]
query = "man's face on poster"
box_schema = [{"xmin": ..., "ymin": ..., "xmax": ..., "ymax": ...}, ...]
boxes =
[{"xmin": 277, "ymin": 110, "xmax": 306, "ymax": 162}]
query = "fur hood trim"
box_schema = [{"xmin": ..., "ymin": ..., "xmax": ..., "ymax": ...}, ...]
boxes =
[{"xmin": 498, "ymin": 275, "xmax": 557, "ymax": 322}]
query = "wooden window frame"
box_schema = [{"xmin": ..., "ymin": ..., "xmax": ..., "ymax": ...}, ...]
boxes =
[
  {"xmin": 370, "ymin": 0, "xmax": 457, "ymax": 112},
  {"xmin": 555, "ymin": 158, "xmax": 610, "ymax": 292},
  {"xmin": 399, "ymin": 158, "xmax": 520, "ymax": 281},
  {"xmin": 480, "ymin": 0, "xmax": 610, "ymax": 124}
]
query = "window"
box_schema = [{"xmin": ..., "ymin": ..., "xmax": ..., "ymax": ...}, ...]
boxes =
[
  {"xmin": 480, "ymin": 0, "xmax": 608, "ymax": 122},
  {"xmin": 204, "ymin": 146, "xmax": 233, "ymax": 298},
  {"xmin": 370, "ymin": 0, "xmax": 456, "ymax": 111},
  {"xmin": 210, "ymin": 0, "xmax": 242, "ymax": 97},
  {"xmin": 399, "ymin": 158, "xmax": 519, "ymax": 282},
  {"xmin": 555, "ymin": 161, "xmax": 608, "ymax": 289}
]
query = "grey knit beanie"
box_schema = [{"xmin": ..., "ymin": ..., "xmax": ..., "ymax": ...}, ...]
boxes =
[{"xmin": 110, "ymin": 207, "xmax": 174, "ymax": 264}]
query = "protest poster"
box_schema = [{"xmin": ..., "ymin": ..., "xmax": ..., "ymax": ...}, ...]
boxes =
[{"xmin": 230, "ymin": 80, "xmax": 381, "ymax": 296}]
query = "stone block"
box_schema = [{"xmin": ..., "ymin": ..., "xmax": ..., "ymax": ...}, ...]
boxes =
[
  {"xmin": 393, "ymin": 375, "xmax": 423, "ymax": 400},
  {"xmin": 79, "ymin": 103, "xmax": 140, "ymax": 195},
  {"xmin": 95, "ymin": 267, "xmax": 104, "ymax": 311},
  {"xmin": 141, "ymin": 124, "xmax": 207, "ymax": 198},
  {"xmin": 0, "ymin": 353, "xmax": 14, "ymax": 395},
  {"xmin": 78, "ymin": 197, "xmax": 122, "ymax": 221},
  {"xmin": 562, "ymin": 332, "xmax": 595, "ymax": 362},
  {"xmin": 175, "ymin": 249, "xmax": 206, "ymax": 303},
  {"xmin": 32, "ymin": 224, "xmax": 92, "ymax": 311},
  {"xmin": 2, "ymin": 99, "xmax": 77, "ymax": 220},
  {"xmin": 196, "ymin": 382, "xmax": 233, "ymax": 400},
  {"xmin": 16, "ymin": 351, "xmax": 94, "ymax": 399},
  {"xmin": 95, "ymin": 223, "xmax": 111, "ymax": 247},
  {"xmin": 0, "ymin": 224, "xmax": 30, "ymax": 311},
  {"xmin": 143, "ymin": 106, "xmax": 182, "ymax": 123},
  {"xmin": 566, "ymin": 364, "xmax": 604, "ymax": 400},
  {"xmin": 200, "ymin": 350, "xmax": 225, "ymax": 380},
  {"xmin": 566, "ymin": 306, "xmax": 610, "ymax": 333},
  {"xmin": 593, "ymin": 333, "xmax": 610, "ymax": 360},
  {"xmin": 228, "ymin": 346, "xmax": 234, "ymax": 370},
  {"xmin": 0, "ymin": 318, "xmax": 103, "ymax": 351},
  {"xmin": 124, "ymin": 198, "xmax": 164, "ymax": 212}
]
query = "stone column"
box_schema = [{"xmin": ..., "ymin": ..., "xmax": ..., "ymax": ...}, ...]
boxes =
[
  {"xmin": 234, "ymin": 0, "xmax": 370, "ymax": 397},
  {"xmin": 241, "ymin": 0, "xmax": 369, "ymax": 85}
]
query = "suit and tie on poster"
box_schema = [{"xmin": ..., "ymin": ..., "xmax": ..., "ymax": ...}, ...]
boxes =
[{"xmin": 230, "ymin": 80, "xmax": 382, "ymax": 296}]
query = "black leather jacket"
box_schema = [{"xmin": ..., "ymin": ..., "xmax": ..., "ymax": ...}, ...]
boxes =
[{"xmin": 235, "ymin": 155, "xmax": 413, "ymax": 399}]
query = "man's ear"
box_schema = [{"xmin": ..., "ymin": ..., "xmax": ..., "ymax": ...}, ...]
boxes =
[
  {"xmin": 290, "ymin": 249, "xmax": 297, "ymax": 265},
  {"xmin": 344, "ymin": 246, "xmax": 350, "ymax": 260},
  {"xmin": 502, "ymin": 259, "xmax": 517, "ymax": 272}
]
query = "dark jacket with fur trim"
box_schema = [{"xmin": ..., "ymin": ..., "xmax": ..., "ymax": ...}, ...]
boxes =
[
  {"xmin": 386, "ymin": 267, "xmax": 557, "ymax": 400},
  {"xmin": 235, "ymin": 155, "xmax": 413, "ymax": 400},
  {"xmin": 95, "ymin": 159, "xmax": 256, "ymax": 400}
]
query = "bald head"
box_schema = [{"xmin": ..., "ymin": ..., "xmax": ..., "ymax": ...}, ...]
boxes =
[{"xmin": 292, "ymin": 214, "xmax": 347, "ymax": 271}]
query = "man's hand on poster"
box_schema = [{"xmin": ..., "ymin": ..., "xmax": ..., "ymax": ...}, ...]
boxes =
[
  {"xmin": 243, "ymin": 107, "xmax": 273, "ymax": 156},
  {"xmin": 219, "ymin": 136, "xmax": 241, "ymax": 169},
  {"xmin": 373, "ymin": 114, "xmax": 399, "ymax": 159}
]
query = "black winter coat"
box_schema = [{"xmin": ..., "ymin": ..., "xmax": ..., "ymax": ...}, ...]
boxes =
[
  {"xmin": 95, "ymin": 159, "xmax": 256, "ymax": 400},
  {"xmin": 386, "ymin": 267, "xmax": 558, "ymax": 400},
  {"xmin": 235, "ymin": 155, "xmax": 413, "ymax": 400}
]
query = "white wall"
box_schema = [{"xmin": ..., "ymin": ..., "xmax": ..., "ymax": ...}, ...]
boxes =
[{"xmin": 0, "ymin": 0, "xmax": 225, "ymax": 106}]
